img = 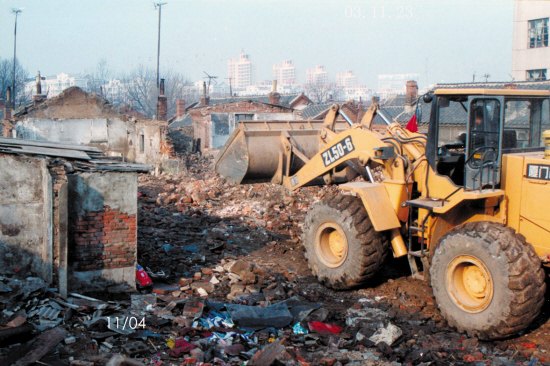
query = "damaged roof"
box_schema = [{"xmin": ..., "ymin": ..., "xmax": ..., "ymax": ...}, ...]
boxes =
[
  {"xmin": 193, "ymin": 93, "xmax": 302, "ymax": 109},
  {"xmin": 0, "ymin": 137, "xmax": 151, "ymax": 172}
]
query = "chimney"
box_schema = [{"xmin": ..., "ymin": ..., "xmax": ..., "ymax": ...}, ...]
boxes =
[
  {"xmin": 157, "ymin": 78, "xmax": 167, "ymax": 121},
  {"xmin": 268, "ymin": 80, "xmax": 281, "ymax": 105},
  {"xmin": 159, "ymin": 78, "xmax": 165, "ymax": 95},
  {"xmin": 405, "ymin": 80, "xmax": 418, "ymax": 106},
  {"xmin": 200, "ymin": 81, "xmax": 210, "ymax": 106},
  {"xmin": 372, "ymin": 95, "xmax": 380, "ymax": 105},
  {"xmin": 32, "ymin": 71, "xmax": 47, "ymax": 105},
  {"xmin": 176, "ymin": 100, "xmax": 186, "ymax": 117},
  {"xmin": 36, "ymin": 71, "xmax": 42, "ymax": 95},
  {"xmin": 4, "ymin": 87, "xmax": 13, "ymax": 120}
]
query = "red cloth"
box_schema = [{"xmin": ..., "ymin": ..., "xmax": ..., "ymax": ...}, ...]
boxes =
[
  {"xmin": 405, "ymin": 114, "xmax": 418, "ymax": 133},
  {"xmin": 308, "ymin": 321, "xmax": 343, "ymax": 334},
  {"xmin": 169, "ymin": 339, "xmax": 196, "ymax": 357}
]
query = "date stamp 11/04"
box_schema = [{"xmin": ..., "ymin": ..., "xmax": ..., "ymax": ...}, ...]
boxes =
[
  {"xmin": 345, "ymin": 6, "xmax": 413, "ymax": 19},
  {"xmin": 107, "ymin": 316, "xmax": 146, "ymax": 331}
]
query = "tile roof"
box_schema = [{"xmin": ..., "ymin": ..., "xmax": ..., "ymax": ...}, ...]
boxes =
[
  {"xmin": 300, "ymin": 103, "xmax": 333, "ymax": 119},
  {"xmin": 169, "ymin": 113, "xmax": 192, "ymax": 128},
  {"xmin": 193, "ymin": 93, "xmax": 302, "ymax": 109}
]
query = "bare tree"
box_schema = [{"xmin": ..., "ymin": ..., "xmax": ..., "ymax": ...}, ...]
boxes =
[
  {"xmin": 119, "ymin": 64, "xmax": 193, "ymax": 119},
  {"xmin": 87, "ymin": 58, "xmax": 112, "ymax": 96},
  {"xmin": 304, "ymin": 82, "xmax": 344, "ymax": 103},
  {"xmin": 0, "ymin": 57, "xmax": 29, "ymax": 104}
]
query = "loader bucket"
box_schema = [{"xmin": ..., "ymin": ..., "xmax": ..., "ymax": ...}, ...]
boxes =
[{"xmin": 214, "ymin": 120, "xmax": 349, "ymax": 184}]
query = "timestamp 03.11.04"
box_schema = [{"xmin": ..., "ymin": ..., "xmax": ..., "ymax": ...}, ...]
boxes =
[{"xmin": 344, "ymin": 6, "xmax": 412, "ymax": 19}]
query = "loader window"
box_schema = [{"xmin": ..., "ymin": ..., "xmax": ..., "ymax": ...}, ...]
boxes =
[
  {"xmin": 435, "ymin": 97, "xmax": 468, "ymax": 186},
  {"xmin": 503, "ymin": 98, "xmax": 549, "ymax": 151},
  {"xmin": 468, "ymin": 99, "xmax": 500, "ymax": 169}
]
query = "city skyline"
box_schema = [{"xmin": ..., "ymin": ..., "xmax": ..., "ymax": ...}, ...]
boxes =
[{"xmin": 0, "ymin": 0, "xmax": 515, "ymax": 92}]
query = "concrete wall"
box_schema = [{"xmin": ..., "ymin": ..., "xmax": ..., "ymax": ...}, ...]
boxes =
[
  {"xmin": 0, "ymin": 155, "xmax": 52, "ymax": 282},
  {"xmin": 68, "ymin": 171, "xmax": 137, "ymax": 292},
  {"xmin": 15, "ymin": 117, "xmax": 167, "ymax": 166},
  {"xmin": 512, "ymin": 1, "xmax": 550, "ymax": 81},
  {"xmin": 126, "ymin": 122, "xmax": 168, "ymax": 166}
]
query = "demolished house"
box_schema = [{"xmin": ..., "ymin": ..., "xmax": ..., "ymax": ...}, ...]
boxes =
[
  {"xmin": 0, "ymin": 137, "xmax": 149, "ymax": 294},
  {"xmin": 1, "ymin": 87, "xmax": 174, "ymax": 167},
  {"xmin": 188, "ymin": 85, "xmax": 313, "ymax": 150}
]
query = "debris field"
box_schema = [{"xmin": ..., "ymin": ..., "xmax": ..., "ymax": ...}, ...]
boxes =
[{"xmin": 1, "ymin": 152, "xmax": 550, "ymax": 366}]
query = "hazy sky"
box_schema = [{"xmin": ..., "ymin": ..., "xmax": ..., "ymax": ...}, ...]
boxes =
[{"xmin": 0, "ymin": 0, "xmax": 514, "ymax": 90}]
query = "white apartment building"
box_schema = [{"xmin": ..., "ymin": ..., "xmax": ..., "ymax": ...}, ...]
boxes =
[
  {"xmin": 512, "ymin": 1, "xmax": 550, "ymax": 81},
  {"xmin": 24, "ymin": 73, "xmax": 89, "ymax": 99},
  {"xmin": 378, "ymin": 73, "xmax": 420, "ymax": 94},
  {"xmin": 228, "ymin": 53, "xmax": 256, "ymax": 89},
  {"xmin": 343, "ymin": 86, "xmax": 372, "ymax": 102},
  {"xmin": 306, "ymin": 65, "xmax": 328, "ymax": 85},
  {"xmin": 273, "ymin": 60, "xmax": 297, "ymax": 85},
  {"xmin": 337, "ymin": 70, "xmax": 358, "ymax": 88}
]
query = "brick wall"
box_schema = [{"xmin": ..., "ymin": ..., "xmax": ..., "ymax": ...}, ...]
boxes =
[{"xmin": 72, "ymin": 205, "xmax": 136, "ymax": 271}]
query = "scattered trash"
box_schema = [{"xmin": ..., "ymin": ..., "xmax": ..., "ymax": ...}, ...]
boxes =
[
  {"xmin": 368, "ymin": 323, "xmax": 402, "ymax": 346},
  {"xmin": 308, "ymin": 321, "xmax": 343, "ymax": 335},
  {"xmin": 135, "ymin": 264, "xmax": 153, "ymax": 287}
]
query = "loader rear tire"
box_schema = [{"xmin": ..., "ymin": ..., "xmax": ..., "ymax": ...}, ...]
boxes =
[
  {"xmin": 302, "ymin": 194, "xmax": 389, "ymax": 290},
  {"xmin": 430, "ymin": 221, "xmax": 546, "ymax": 340}
]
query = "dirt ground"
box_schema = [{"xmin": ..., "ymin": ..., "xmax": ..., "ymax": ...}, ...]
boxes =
[{"xmin": 133, "ymin": 153, "xmax": 550, "ymax": 364}]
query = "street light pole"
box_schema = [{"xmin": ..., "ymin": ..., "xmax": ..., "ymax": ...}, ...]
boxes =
[
  {"xmin": 12, "ymin": 8, "xmax": 23, "ymax": 105},
  {"xmin": 154, "ymin": 3, "xmax": 167, "ymax": 96}
]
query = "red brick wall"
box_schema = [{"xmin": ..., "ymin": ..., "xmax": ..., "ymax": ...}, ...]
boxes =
[{"xmin": 72, "ymin": 206, "xmax": 136, "ymax": 271}]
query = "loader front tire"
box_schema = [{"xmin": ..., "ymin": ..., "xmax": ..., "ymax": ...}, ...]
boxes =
[
  {"xmin": 302, "ymin": 194, "xmax": 389, "ymax": 290},
  {"xmin": 430, "ymin": 222, "xmax": 546, "ymax": 340}
]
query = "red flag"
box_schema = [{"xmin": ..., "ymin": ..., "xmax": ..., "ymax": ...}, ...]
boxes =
[{"xmin": 405, "ymin": 114, "xmax": 418, "ymax": 133}]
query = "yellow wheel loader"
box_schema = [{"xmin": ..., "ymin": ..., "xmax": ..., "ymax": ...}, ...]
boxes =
[{"xmin": 214, "ymin": 88, "xmax": 550, "ymax": 340}]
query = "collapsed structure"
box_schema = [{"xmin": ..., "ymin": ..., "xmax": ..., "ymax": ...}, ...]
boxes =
[
  {"xmin": 1, "ymin": 87, "xmax": 174, "ymax": 168},
  {"xmin": 0, "ymin": 138, "xmax": 149, "ymax": 293}
]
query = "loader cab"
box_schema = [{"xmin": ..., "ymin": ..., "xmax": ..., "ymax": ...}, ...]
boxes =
[{"xmin": 426, "ymin": 89, "xmax": 550, "ymax": 191}]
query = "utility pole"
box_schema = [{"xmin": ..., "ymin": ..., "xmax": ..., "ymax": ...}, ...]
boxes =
[
  {"xmin": 12, "ymin": 8, "xmax": 23, "ymax": 105},
  {"xmin": 154, "ymin": 3, "xmax": 167, "ymax": 96},
  {"xmin": 483, "ymin": 73, "xmax": 490, "ymax": 83}
]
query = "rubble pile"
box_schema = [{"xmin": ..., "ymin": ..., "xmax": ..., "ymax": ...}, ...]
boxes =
[{"xmin": 1, "ymin": 153, "xmax": 550, "ymax": 365}]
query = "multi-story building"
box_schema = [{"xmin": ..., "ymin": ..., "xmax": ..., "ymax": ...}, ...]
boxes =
[
  {"xmin": 337, "ymin": 70, "xmax": 358, "ymax": 88},
  {"xmin": 512, "ymin": 1, "xmax": 550, "ymax": 81},
  {"xmin": 24, "ymin": 73, "xmax": 89, "ymax": 99},
  {"xmin": 378, "ymin": 73, "xmax": 420, "ymax": 95},
  {"xmin": 273, "ymin": 60, "xmax": 297, "ymax": 85},
  {"xmin": 306, "ymin": 65, "xmax": 328, "ymax": 85},
  {"xmin": 228, "ymin": 52, "xmax": 256, "ymax": 89}
]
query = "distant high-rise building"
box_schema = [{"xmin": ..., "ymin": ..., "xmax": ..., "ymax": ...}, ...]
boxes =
[
  {"xmin": 378, "ymin": 73, "xmax": 420, "ymax": 94},
  {"xmin": 306, "ymin": 65, "xmax": 328, "ymax": 85},
  {"xmin": 337, "ymin": 70, "xmax": 358, "ymax": 88},
  {"xmin": 273, "ymin": 60, "xmax": 296, "ymax": 85},
  {"xmin": 512, "ymin": 1, "xmax": 550, "ymax": 81},
  {"xmin": 228, "ymin": 52, "xmax": 256, "ymax": 89}
]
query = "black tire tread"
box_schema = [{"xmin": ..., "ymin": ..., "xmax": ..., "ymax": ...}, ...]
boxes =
[
  {"xmin": 431, "ymin": 221, "xmax": 546, "ymax": 340},
  {"xmin": 303, "ymin": 193, "xmax": 389, "ymax": 290}
]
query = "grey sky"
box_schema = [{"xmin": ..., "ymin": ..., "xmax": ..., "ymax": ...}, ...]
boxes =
[{"xmin": 0, "ymin": 0, "xmax": 514, "ymax": 90}]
